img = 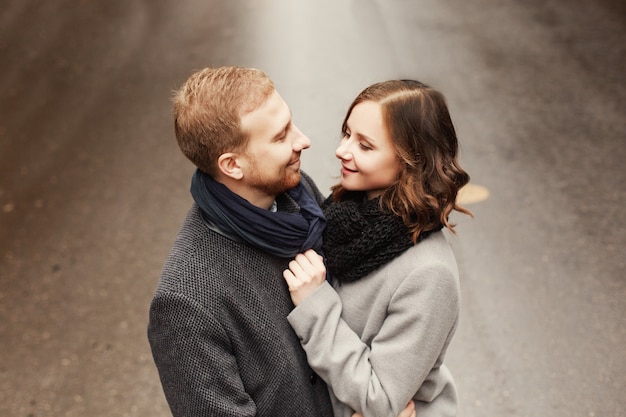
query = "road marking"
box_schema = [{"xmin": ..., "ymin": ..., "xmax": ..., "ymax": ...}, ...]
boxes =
[{"xmin": 457, "ymin": 183, "xmax": 490, "ymax": 205}]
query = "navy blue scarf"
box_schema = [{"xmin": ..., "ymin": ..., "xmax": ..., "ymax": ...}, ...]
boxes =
[{"xmin": 190, "ymin": 169, "xmax": 326, "ymax": 259}]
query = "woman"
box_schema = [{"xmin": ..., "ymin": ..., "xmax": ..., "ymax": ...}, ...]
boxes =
[{"xmin": 283, "ymin": 79, "xmax": 472, "ymax": 417}]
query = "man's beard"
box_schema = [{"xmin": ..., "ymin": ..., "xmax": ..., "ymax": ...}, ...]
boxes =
[{"xmin": 246, "ymin": 159, "xmax": 301, "ymax": 197}]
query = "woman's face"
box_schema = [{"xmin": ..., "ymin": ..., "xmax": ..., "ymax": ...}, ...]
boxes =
[{"xmin": 336, "ymin": 101, "xmax": 402, "ymax": 199}]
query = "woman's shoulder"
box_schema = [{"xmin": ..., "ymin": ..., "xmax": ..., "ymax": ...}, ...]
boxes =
[
  {"xmin": 382, "ymin": 231, "xmax": 460, "ymax": 292},
  {"xmin": 397, "ymin": 231, "xmax": 456, "ymax": 268}
]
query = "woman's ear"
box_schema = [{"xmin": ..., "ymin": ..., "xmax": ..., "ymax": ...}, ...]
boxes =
[{"xmin": 217, "ymin": 152, "xmax": 244, "ymax": 180}]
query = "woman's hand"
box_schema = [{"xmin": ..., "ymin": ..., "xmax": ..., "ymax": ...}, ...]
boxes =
[
  {"xmin": 351, "ymin": 400, "xmax": 416, "ymax": 417},
  {"xmin": 283, "ymin": 249, "xmax": 326, "ymax": 306}
]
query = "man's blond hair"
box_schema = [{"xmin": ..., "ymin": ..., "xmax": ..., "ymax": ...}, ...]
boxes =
[{"xmin": 173, "ymin": 66, "xmax": 275, "ymax": 176}]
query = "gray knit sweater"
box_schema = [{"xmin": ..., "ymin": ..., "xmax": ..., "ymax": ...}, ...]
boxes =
[{"xmin": 148, "ymin": 174, "xmax": 333, "ymax": 417}]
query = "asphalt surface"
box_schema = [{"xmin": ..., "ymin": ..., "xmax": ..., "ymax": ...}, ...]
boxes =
[{"xmin": 1, "ymin": 1, "xmax": 624, "ymax": 416}]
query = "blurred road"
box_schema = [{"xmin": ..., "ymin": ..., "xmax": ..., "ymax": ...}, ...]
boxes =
[{"xmin": 1, "ymin": 1, "xmax": 624, "ymax": 416}]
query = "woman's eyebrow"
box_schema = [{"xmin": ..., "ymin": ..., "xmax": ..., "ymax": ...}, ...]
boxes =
[{"xmin": 355, "ymin": 132, "xmax": 377, "ymax": 143}]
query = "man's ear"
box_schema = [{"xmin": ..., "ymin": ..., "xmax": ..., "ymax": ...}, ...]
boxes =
[{"xmin": 217, "ymin": 152, "xmax": 244, "ymax": 180}]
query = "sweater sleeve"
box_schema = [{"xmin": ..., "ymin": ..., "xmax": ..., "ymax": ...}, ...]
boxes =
[
  {"xmin": 287, "ymin": 264, "xmax": 459, "ymax": 417},
  {"xmin": 147, "ymin": 291, "xmax": 256, "ymax": 417}
]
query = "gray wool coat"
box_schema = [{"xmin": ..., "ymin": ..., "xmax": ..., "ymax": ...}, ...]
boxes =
[
  {"xmin": 147, "ymin": 173, "xmax": 333, "ymax": 417},
  {"xmin": 288, "ymin": 231, "xmax": 461, "ymax": 417}
]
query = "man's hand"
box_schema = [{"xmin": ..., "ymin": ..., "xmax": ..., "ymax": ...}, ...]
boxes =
[
  {"xmin": 351, "ymin": 400, "xmax": 416, "ymax": 417},
  {"xmin": 283, "ymin": 249, "xmax": 326, "ymax": 306}
]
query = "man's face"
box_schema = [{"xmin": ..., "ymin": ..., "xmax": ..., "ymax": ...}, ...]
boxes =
[{"xmin": 239, "ymin": 90, "xmax": 311, "ymax": 197}]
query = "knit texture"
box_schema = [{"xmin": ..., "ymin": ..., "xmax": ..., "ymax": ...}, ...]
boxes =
[
  {"xmin": 148, "ymin": 173, "xmax": 333, "ymax": 417},
  {"xmin": 322, "ymin": 194, "xmax": 442, "ymax": 283}
]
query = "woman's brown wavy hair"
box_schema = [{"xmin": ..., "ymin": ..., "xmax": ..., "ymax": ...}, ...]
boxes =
[{"xmin": 331, "ymin": 79, "xmax": 472, "ymax": 242}]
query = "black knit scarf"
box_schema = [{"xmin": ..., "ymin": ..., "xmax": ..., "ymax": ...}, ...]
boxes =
[
  {"xmin": 322, "ymin": 192, "xmax": 442, "ymax": 283},
  {"xmin": 190, "ymin": 169, "xmax": 326, "ymax": 258}
]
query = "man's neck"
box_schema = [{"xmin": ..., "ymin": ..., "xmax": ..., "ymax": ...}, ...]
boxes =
[{"xmin": 218, "ymin": 177, "xmax": 277, "ymax": 210}]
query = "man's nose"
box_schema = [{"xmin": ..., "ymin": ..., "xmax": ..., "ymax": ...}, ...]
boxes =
[{"xmin": 293, "ymin": 127, "xmax": 311, "ymax": 151}]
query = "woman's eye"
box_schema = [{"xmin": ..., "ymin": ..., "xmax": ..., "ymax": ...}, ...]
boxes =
[{"xmin": 359, "ymin": 142, "xmax": 372, "ymax": 151}]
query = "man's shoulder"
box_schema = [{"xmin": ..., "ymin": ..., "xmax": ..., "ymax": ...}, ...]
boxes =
[
  {"xmin": 159, "ymin": 204, "xmax": 283, "ymax": 288},
  {"xmin": 300, "ymin": 171, "xmax": 325, "ymax": 205},
  {"xmin": 170, "ymin": 204, "xmax": 217, "ymax": 249},
  {"xmin": 159, "ymin": 205, "xmax": 236, "ymax": 282}
]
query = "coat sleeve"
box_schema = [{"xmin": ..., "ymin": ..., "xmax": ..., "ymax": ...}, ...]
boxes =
[
  {"xmin": 147, "ymin": 291, "xmax": 256, "ymax": 417},
  {"xmin": 287, "ymin": 264, "xmax": 459, "ymax": 417}
]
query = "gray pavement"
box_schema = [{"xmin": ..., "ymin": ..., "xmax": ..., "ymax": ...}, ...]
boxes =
[{"xmin": 1, "ymin": 0, "xmax": 624, "ymax": 416}]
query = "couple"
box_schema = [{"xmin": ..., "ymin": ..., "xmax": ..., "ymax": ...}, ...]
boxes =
[{"xmin": 147, "ymin": 66, "xmax": 471, "ymax": 417}]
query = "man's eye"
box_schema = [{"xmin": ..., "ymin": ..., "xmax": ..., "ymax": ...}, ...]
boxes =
[{"xmin": 277, "ymin": 129, "xmax": 288, "ymax": 140}]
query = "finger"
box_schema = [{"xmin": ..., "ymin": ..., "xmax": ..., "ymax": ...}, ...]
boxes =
[
  {"xmin": 305, "ymin": 250, "xmax": 325, "ymax": 269},
  {"xmin": 291, "ymin": 255, "xmax": 319, "ymax": 283},
  {"xmin": 283, "ymin": 269, "xmax": 297, "ymax": 287},
  {"xmin": 301, "ymin": 250, "xmax": 326, "ymax": 283},
  {"xmin": 294, "ymin": 252, "xmax": 313, "ymax": 269},
  {"xmin": 297, "ymin": 250, "xmax": 323, "ymax": 275},
  {"xmin": 397, "ymin": 400, "xmax": 415, "ymax": 417},
  {"xmin": 288, "ymin": 258, "xmax": 306, "ymax": 278}
]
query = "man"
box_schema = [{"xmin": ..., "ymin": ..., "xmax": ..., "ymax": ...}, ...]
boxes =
[
  {"xmin": 148, "ymin": 66, "xmax": 416, "ymax": 417},
  {"xmin": 147, "ymin": 66, "xmax": 331, "ymax": 416}
]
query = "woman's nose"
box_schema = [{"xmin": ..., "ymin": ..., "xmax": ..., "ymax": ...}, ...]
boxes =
[{"xmin": 335, "ymin": 138, "xmax": 352, "ymax": 160}]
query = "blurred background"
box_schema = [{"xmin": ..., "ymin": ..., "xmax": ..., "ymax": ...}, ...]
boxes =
[{"xmin": 0, "ymin": 0, "xmax": 624, "ymax": 416}]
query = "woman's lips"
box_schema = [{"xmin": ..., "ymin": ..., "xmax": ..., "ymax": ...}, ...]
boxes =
[{"xmin": 341, "ymin": 165, "xmax": 357, "ymax": 175}]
